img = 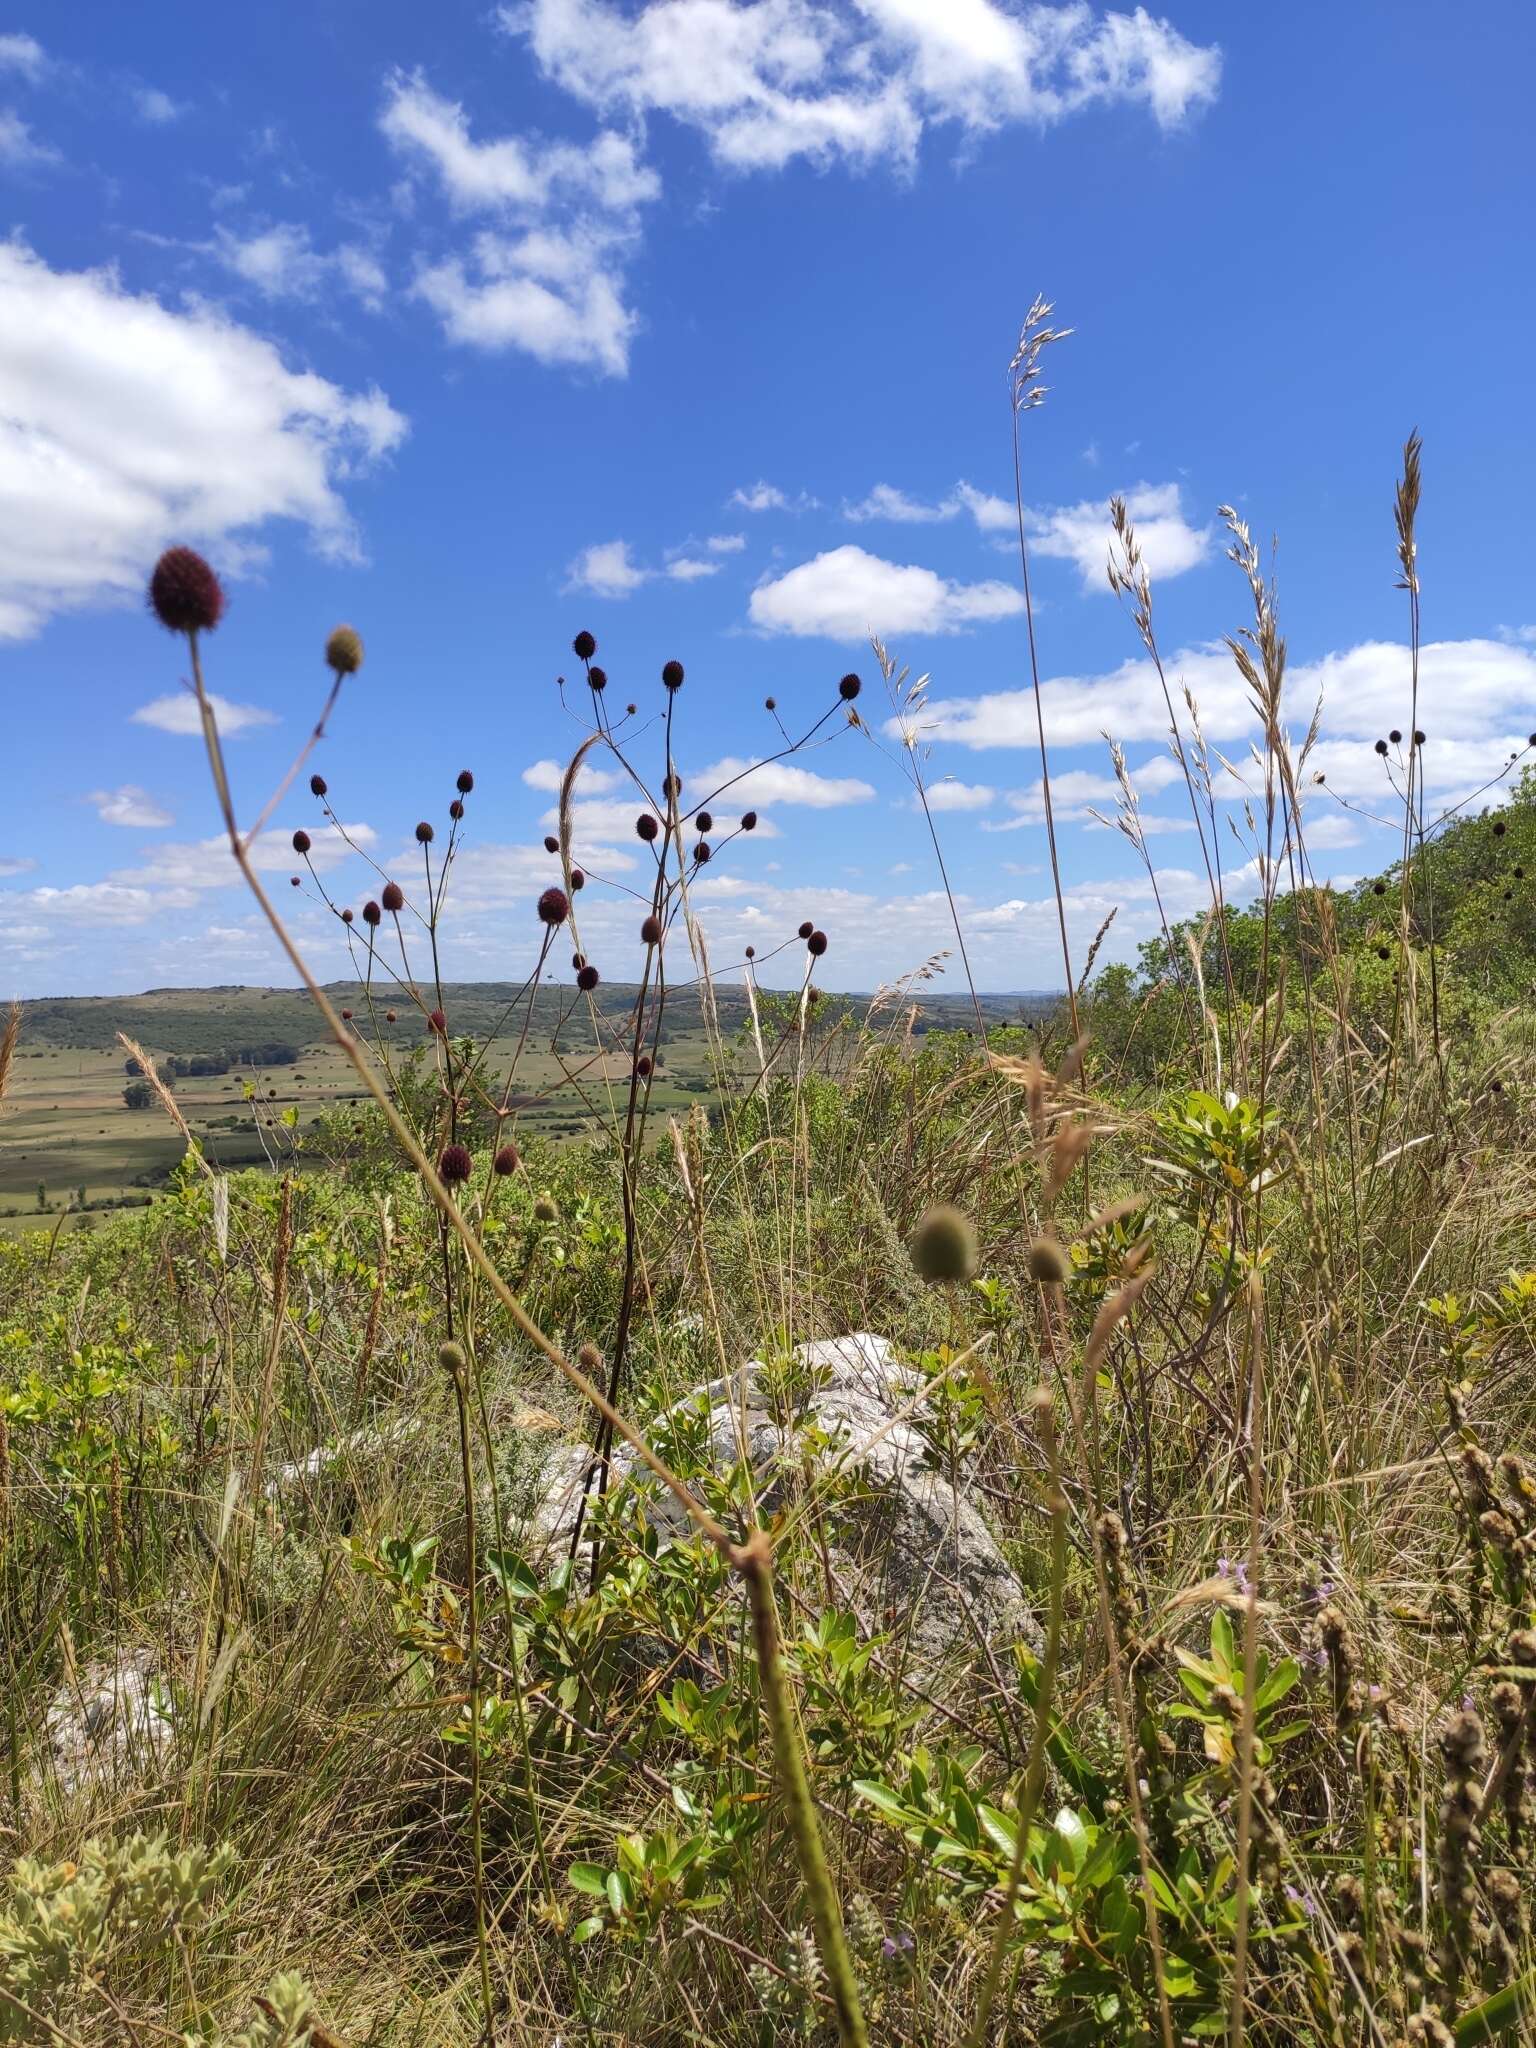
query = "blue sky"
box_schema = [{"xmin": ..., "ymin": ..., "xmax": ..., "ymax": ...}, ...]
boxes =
[{"xmin": 3, "ymin": 0, "xmax": 1534, "ymax": 999}]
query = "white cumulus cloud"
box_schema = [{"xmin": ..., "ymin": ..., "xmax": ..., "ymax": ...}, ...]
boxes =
[
  {"xmin": 1031, "ymin": 480, "xmax": 1210, "ymax": 587},
  {"xmin": 0, "ymin": 241, "xmax": 406, "ymax": 640},
  {"xmin": 510, "ymin": 0, "xmax": 1220, "ymax": 173},
  {"xmin": 89, "ymin": 786, "xmax": 175, "ymax": 829},
  {"xmin": 131, "ymin": 692, "xmax": 279, "ymax": 738},
  {"xmin": 749, "ymin": 543, "xmax": 1023, "ymax": 640}
]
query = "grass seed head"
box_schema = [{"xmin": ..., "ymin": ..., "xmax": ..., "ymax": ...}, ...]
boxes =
[{"xmin": 910, "ymin": 1204, "xmax": 977, "ymax": 1284}]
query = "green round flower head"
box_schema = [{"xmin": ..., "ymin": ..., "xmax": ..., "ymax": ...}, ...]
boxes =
[
  {"xmin": 532, "ymin": 1193, "xmax": 559, "ymax": 1224},
  {"xmin": 438, "ymin": 1341, "xmax": 467, "ymax": 1377},
  {"xmin": 1026, "ymin": 1236, "xmax": 1067, "ymax": 1284},
  {"xmin": 909, "ymin": 1204, "xmax": 977, "ymax": 1284},
  {"xmin": 325, "ymin": 624, "xmax": 364, "ymax": 675}
]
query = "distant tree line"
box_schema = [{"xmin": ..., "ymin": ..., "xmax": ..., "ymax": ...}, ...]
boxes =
[{"xmin": 124, "ymin": 1043, "xmax": 300, "ymax": 1081}]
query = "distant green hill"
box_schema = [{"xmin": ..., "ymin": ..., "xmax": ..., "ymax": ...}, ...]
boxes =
[{"xmin": 15, "ymin": 980, "xmax": 1063, "ymax": 1058}]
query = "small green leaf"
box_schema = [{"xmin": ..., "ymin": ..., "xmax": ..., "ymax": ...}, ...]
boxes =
[{"xmin": 568, "ymin": 1863, "xmax": 608, "ymax": 1897}]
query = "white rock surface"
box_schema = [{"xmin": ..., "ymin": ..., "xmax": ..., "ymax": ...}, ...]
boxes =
[
  {"xmin": 45, "ymin": 1648, "xmax": 172, "ymax": 1793},
  {"xmin": 530, "ymin": 1333, "xmax": 1036, "ymax": 1665}
]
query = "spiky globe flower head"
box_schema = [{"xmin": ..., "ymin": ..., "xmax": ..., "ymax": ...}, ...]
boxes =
[
  {"xmin": 1529, "ymin": 733, "xmax": 1536, "ymax": 749},
  {"xmin": 494, "ymin": 1142, "xmax": 521, "ymax": 1175},
  {"xmin": 807, "ymin": 929, "xmax": 828, "ymax": 956},
  {"xmin": 1374, "ymin": 739, "xmax": 1388, "ymax": 756},
  {"xmin": 798, "ymin": 920, "xmax": 814, "ymax": 940},
  {"xmin": 637, "ymin": 813, "xmax": 660, "ymax": 842},
  {"xmin": 292, "ymin": 829, "xmax": 311, "ymax": 854},
  {"xmin": 664, "ymin": 772, "xmax": 683, "ymax": 801},
  {"xmin": 662, "ymin": 659, "xmax": 684, "ymax": 690},
  {"xmin": 381, "ymin": 882, "xmax": 405, "ymax": 912},
  {"xmin": 456, "ymin": 769, "xmax": 474, "ymax": 793},
  {"xmin": 570, "ymin": 868, "xmax": 585, "ymax": 891},
  {"xmin": 1377, "ymin": 946, "xmax": 1391, "ymax": 960},
  {"xmin": 1494, "ymin": 819, "xmax": 1507, "ymax": 836},
  {"xmin": 544, "ymin": 834, "xmax": 560, "ymax": 853},
  {"xmin": 640, "ymin": 915, "xmax": 662, "ymax": 944},
  {"xmin": 744, "ymin": 945, "xmax": 755, "ymax": 960},
  {"xmin": 385, "ymin": 1009, "xmax": 397, "ymax": 1023},
  {"xmin": 626, "ymin": 701, "xmax": 637, "ymax": 715},
  {"xmin": 1413, "ymin": 728, "xmax": 1426, "ymax": 746},
  {"xmin": 341, "ymin": 907, "xmax": 354, "ymax": 924},
  {"xmin": 909, "ymin": 1205, "xmax": 977, "ymax": 1284},
  {"xmin": 310, "ymin": 773, "xmax": 328, "ymax": 796},
  {"xmin": 635, "ymin": 1054, "xmax": 653, "ymax": 1078},
  {"xmin": 325, "ymin": 624, "xmax": 363, "ymax": 676},
  {"xmin": 741, "ymin": 810, "xmax": 757, "ymax": 831},
  {"xmin": 577, "ymin": 963, "xmax": 600, "ymax": 992},
  {"xmin": 428, "ymin": 1008, "xmax": 448, "ymax": 1035},
  {"xmin": 341, "ymin": 1007, "xmax": 353, "ymax": 1021},
  {"xmin": 438, "ymin": 1340, "xmax": 467, "ymax": 1376},
  {"xmin": 1389, "ymin": 728, "xmax": 1402, "ymax": 743},
  {"xmin": 415, "ymin": 820, "xmax": 434, "ymax": 844},
  {"xmin": 533, "ymin": 1193, "xmax": 559, "ymax": 1223},
  {"xmin": 765, "ymin": 696, "xmax": 776, "ymax": 712},
  {"xmin": 694, "ymin": 840, "xmax": 711, "ymax": 863},
  {"xmin": 438, "ymin": 1143, "xmax": 473, "ymax": 1185},
  {"xmin": 573, "ymin": 630, "xmax": 597, "ymax": 660},
  {"xmin": 587, "ymin": 665, "xmax": 608, "ymax": 692},
  {"xmin": 1026, "ymin": 1236, "xmax": 1068, "ymax": 1284},
  {"xmin": 449, "ymin": 799, "xmax": 464, "ymax": 820},
  {"xmin": 363, "ymin": 899, "xmax": 382, "ymax": 925},
  {"xmin": 839, "ymin": 672, "xmax": 862, "ymax": 702},
  {"xmin": 572, "ymin": 952, "xmax": 585, "ymax": 971},
  {"xmin": 1372, "ymin": 881, "xmax": 1386, "ymax": 896},
  {"xmin": 290, "ymin": 875, "xmax": 301, "ymax": 888},
  {"xmin": 149, "ymin": 547, "xmax": 225, "ymax": 635},
  {"xmin": 695, "ymin": 809, "xmax": 714, "ymax": 833}
]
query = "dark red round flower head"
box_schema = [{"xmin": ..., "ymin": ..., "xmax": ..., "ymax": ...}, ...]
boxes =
[
  {"xmin": 694, "ymin": 839, "xmax": 711, "ymax": 863},
  {"xmin": 570, "ymin": 868, "xmax": 585, "ymax": 891},
  {"xmin": 1389, "ymin": 728, "xmax": 1402, "ymax": 743},
  {"xmin": 341, "ymin": 907, "xmax": 354, "ymax": 924},
  {"xmin": 438, "ymin": 1143, "xmax": 473, "ymax": 1186},
  {"xmin": 538, "ymin": 886, "xmax": 570, "ymax": 926},
  {"xmin": 765, "ymin": 696, "xmax": 776, "ymax": 711},
  {"xmin": 149, "ymin": 546, "xmax": 225, "ymax": 635},
  {"xmin": 292, "ymin": 829, "xmax": 311, "ymax": 854},
  {"xmin": 798, "ymin": 920, "xmax": 814, "ymax": 940},
  {"xmin": 494, "ymin": 1143, "xmax": 520, "ymax": 1175},
  {"xmin": 428, "ymin": 1009, "xmax": 447, "ymax": 1035},
  {"xmin": 741, "ymin": 811, "xmax": 757, "ymax": 831},
  {"xmin": 310, "ymin": 773, "xmax": 328, "ymax": 796},
  {"xmin": 637, "ymin": 813, "xmax": 659, "ymax": 842},
  {"xmin": 839, "ymin": 672, "xmax": 862, "ymax": 701},
  {"xmin": 381, "ymin": 882, "xmax": 405, "ymax": 912},
  {"xmin": 662, "ymin": 659, "xmax": 684, "ymax": 690},
  {"xmin": 456, "ymin": 769, "xmax": 474, "ymax": 793},
  {"xmin": 745, "ymin": 945, "xmax": 755, "ymax": 959},
  {"xmin": 1529, "ymin": 733, "xmax": 1536, "ymax": 748},
  {"xmin": 1494, "ymin": 820, "xmax": 1507, "ymax": 836},
  {"xmin": 363, "ymin": 899, "xmax": 381, "ymax": 925},
  {"xmin": 572, "ymin": 952, "xmax": 585, "ymax": 971},
  {"xmin": 635, "ymin": 1055, "xmax": 652, "ymax": 1078},
  {"xmin": 1373, "ymin": 882, "xmax": 1386, "ymax": 896},
  {"xmin": 385, "ymin": 1009, "xmax": 397, "ymax": 1023},
  {"xmin": 588, "ymin": 666, "xmax": 608, "ymax": 691},
  {"xmin": 695, "ymin": 810, "xmax": 713, "ymax": 832},
  {"xmin": 1374, "ymin": 739, "xmax": 1388, "ymax": 756},
  {"xmin": 664, "ymin": 772, "xmax": 683, "ymax": 801},
  {"xmin": 415, "ymin": 820, "xmax": 434, "ymax": 844},
  {"xmin": 573, "ymin": 630, "xmax": 596, "ymax": 660},
  {"xmin": 341, "ymin": 1008, "xmax": 353, "ymax": 1021},
  {"xmin": 640, "ymin": 914, "xmax": 662, "ymax": 944},
  {"xmin": 544, "ymin": 834, "xmax": 560, "ymax": 854},
  {"xmin": 807, "ymin": 930, "xmax": 828, "ymax": 957},
  {"xmin": 449, "ymin": 799, "xmax": 464, "ymax": 820},
  {"xmin": 290, "ymin": 875, "xmax": 301, "ymax": 888},
  {"xmin": 1413, "ymin": 729, "xmax": 1426, "ymax": 746},
  {"xmin": 626, "ymin": 702, "xmax": 637, "ymax": 716},
  {"xmin": 577, "ymin": 964, "xmax": 600, "ymax": 992}
]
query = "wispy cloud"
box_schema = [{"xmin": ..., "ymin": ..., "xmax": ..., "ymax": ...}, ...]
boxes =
[
  {"xmin": 131, "ymin": 693, "xmax": 279, "ymax": 738},
  {"xmin": 88, "ymin": 786, "xmax": 175, "ymax": 829}
]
